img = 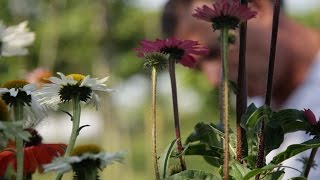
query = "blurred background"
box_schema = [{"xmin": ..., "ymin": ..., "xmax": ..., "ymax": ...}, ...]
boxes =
[{"xmin": 0, "ymin": 0, "xmax": 319, "ymax": 179}]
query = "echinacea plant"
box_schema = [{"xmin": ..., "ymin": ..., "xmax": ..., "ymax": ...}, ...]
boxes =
[
  {"xmin": 136, "ymin": 38, "xmax": 208, "ymax": 172},
  {"xmin": 44, "ymin": 144, "xmax": 125, "ymax": 180},
  {"xmin": 134, "ymin": 51, "xmax": 169, "ymax": 180},
  {"xmin": 193, "ymin": 0, "xmax": 256, "ymax": 178}
]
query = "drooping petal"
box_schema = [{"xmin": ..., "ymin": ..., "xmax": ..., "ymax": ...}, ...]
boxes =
[{"xmin": 192, "ymin": 0, "xmax": 257, "ymax": 30}]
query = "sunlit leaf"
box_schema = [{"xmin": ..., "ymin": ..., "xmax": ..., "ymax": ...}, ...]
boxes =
[{"xmin": 159, "ymin": 139, "xmax": 178, "ymax": 179}]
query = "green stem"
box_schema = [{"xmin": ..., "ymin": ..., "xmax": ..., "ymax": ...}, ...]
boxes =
[
  {"xmin": 13, "ymin": 103, "xmax": 24, "ymax": 180},
  {"xmin": 56, "ymin": 96, "xmax": 81, "ymax": 180},
  {"xmin": 73, "ymin": 165, "xmax": 98, "ymax": 180},
  {"xmin": 221, "ymin": 28, "xmax": 230, "ymax": 180},
  {"xmin": 151, "ymin": 66, "xmax": 160, "ymax": 180},
  {"xmin": 168, "ymin": 58, "xmax": 186, "ymax": 171}
]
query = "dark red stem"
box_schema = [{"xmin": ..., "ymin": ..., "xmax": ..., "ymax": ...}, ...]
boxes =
[
  {"xmin": 168, "ymin": 59, "xmax": 186, "ymax": 171},
  {"xmin": 256, "ymin": 0, "xmax": 281, "ymax": 179},
  {"xmin": 236, "ymin": 0, "xmax": 249, "ymax": 162}
]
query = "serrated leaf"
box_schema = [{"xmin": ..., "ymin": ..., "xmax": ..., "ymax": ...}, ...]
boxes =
[
  {"xmin": 271, "ymin": 138, "xmax": 320, "ymax": 164},
  {"xmin": 164, "ymin": 170, "xmax": 220, "ymax": 180},
  {"xmin": 159, "ymin": 139, "xmax": 178, "ymax": 179}
]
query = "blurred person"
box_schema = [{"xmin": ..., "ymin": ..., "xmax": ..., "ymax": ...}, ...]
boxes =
[{"xmin": 162, "ymin": 0, "xmax": 320, "ymax": 179}]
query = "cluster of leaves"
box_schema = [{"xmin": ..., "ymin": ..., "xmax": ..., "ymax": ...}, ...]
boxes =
[{"xmin": 158, "ymin": 103, "xmax": 320, "ymax": 179}]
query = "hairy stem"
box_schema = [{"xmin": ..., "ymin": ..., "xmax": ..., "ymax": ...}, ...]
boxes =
[
  {"xmin": 256, "ymin": 0, "xmax": 281, "ymax": 179},
  {"xmin": 168, "ymin": 58, "xmax": 186, "ymax": 171},
  {"xmin": 236, "ymin": 0, "xmax": 249, "ymax": 162},
  {"xmin": 221, "ymin": 28, "xmax": 230, "ymax": 180},
  {"xmin": 151, "ymin": 66, "xmax": 160, "ymax": 179},
  {"xmin": 13, "ymin": 103, "xmax": 24, "ymax": 180},
  {"xmin": 65, "ymin": 96, "xmax": 81, "ymax": 156},
  {"xmin": 304, "ymin": 148, "xmax": 318, "ymax": 178},
  {"xmin": 56, "ymin": 96, "xmax": 81, "ymax": 180}
]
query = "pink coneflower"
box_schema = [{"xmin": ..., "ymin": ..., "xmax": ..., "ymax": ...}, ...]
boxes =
[
  {"xmin": 26, "ymin": 68, "xmax": 52, "ymax": 87},
  {"xmin": 193, "ymin": 0, "xmax": 257, "ymax": 30},
  {"xmin": 304, "ymin": 109, "xmax": 318, "ymax": 126},
  {"xmin": 135, "ymin": 37, "xmax": 208, "ymax": 68},
  {"xmin": 0, "ymin": 129, "xmax": 66, "ymax": 177}
]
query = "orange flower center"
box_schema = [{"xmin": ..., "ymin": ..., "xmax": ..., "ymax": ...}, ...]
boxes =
[{"xmin": 2, "ymin": 80, "xmax": 29, "ymax": 89}]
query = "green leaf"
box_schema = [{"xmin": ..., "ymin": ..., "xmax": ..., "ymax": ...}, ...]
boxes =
[
  {"xmin": 271, "ymin": 138, "xmax": 320, "ymax": 164},
  {"xmin": 230, "ymin": 161, "xmax": 251, "ymax": 180},
  {"xmin": 289, "ymin": 177, "xmax": 308, "ymax": 180},
  {"xmin": 271, "ymin": 109, "xmax": 310, "ymax": 133},
  {"xmin": 265, "ymin": 121, "xmax": 284, "ymax": 155},
  {"xmin": 159, "ymin": 139, "xmax": 178, "ymax": 179},
  {"xmin": 228, "ymin": 80, "xmax": 237, "ymax": 95},
  {"xmin": 185, "ymin": 122, "xmax": 221, "ymax": 148},
  {"xmin": 246, "ymin": 106, "xmax": 272, "ymax": 129},
  {"xmin": 242, "ymin": 164, "xmax": 279, "ymax": 180},
  {"xmin": 263, "ymin": 170, "xmax": 284, "ymax": 180},
  {"xmin": 183, "ymin": 143, "xmax": 223, "ymax": 167},
  {"xmin": 241, "ymin": 105, "xmax": 269, "ymax": 159},
  {"xmin": 164, "ymin": 170, "xmax": 220, "ymax": 180}
]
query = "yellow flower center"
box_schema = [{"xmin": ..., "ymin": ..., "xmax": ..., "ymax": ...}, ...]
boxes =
[
  {"xmin": 2, "ymin": 80, "xmax": 29, "ymax": 89},
  {"xmin": 67, "ymin": 74, "xmax": 85, "ymax": 83},
  {"xmin": 71, "ymin": 144, "xmax": 102, "ymax": 156},
  {"xmin": 0, "ymin": 98, "xmax": 10, "ymax": 121}
]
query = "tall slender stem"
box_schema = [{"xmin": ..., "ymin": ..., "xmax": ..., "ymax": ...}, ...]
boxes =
[
  {"xmin": 13, "ymin": 103, "xmax": 24, "ymax": 180},
  {"xmin": 151, "ymin": 66, "xmax": 160, "ymax": 180},
  {"xmin": 256, "ymin": 0, "xmax": 281, "ymax": 179},
  {"xmin": 304, "ymin": 148, "xmax": 318, "ymax": 178},
  {"xmin": 65, "ymin": 96, "xmax": 81, "ymax": 156},
  {"xmin": 168, "ymin": 58, "xmax": 186, "ymax": 171},
  {"xmin": 236, "ymin": 0, "xmax": 249, "ymax": 162},
  {"xmin": 221, "ymin": 28, "xmax": 230, "ymax": 180},
  {"xmin": 56, "ymin": 95, "xmax": 81, "ymax": 180}
]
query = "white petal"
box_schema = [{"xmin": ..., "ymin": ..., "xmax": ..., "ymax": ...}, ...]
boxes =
[{"xmin": 9, "ymin": 88, "xmax": 18, "ymax": 97}]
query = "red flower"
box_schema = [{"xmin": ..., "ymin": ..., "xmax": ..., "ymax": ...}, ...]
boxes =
[
  {"xmin": 135, "ymin": 37, "xmax": 208, "ymax": 68},
  {"xmin": 192, "ymin": 0, "xmax": 257, "ymax": 30},
  {"xmin": 304, "ymin": 109, "xmax": 318, "ymax": 126},
  {"xmin": 0, "ymin": 129, "xmax": 67, "ymax": 177}
]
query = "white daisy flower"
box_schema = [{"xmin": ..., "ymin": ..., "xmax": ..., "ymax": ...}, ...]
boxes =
[
  {"xmin": 0, "ymin": 21, "xmax": 35, "ymax": 57},
  {"xmin": 36, "ymin": 72, "xmax": 113, "ymax": 110},
  {"xmin": 0, "ymin": 80, "xmax": 48, "ymax": 128},
  {"xmin": 43, "ymin": 144, "xmax": 125, "ymax": 175},
  {"xmin": 0, "ymin": 121, "xmax": 31, "ymax": 147}
]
